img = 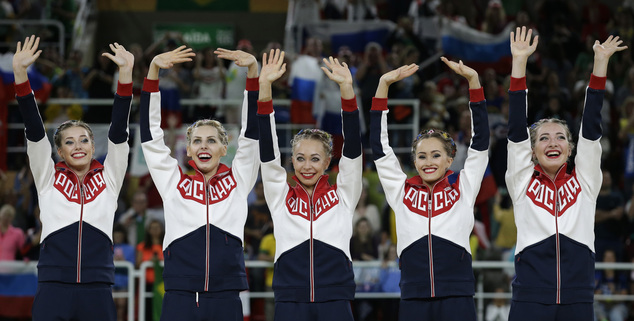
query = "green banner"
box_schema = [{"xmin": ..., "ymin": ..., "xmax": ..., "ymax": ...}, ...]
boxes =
[
  {"xmin": 157, "ymin": 0, "xmax": 248, "ymax": 11},
  {"xmin": 154, "ymin": 24, "xmax": 234, "ymax": 50}
]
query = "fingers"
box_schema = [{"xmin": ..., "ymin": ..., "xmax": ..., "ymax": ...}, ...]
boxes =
[
  {"xmin": 16, "ymin": 41, "xmax": 21, "ymax": 53},
  {"xmin": 262, "ymin": 52, "xmax": 268, "ymax": 66},
  {"xmin": 102, "ymin": 52, "xmax": 115, "ymax": 61}
]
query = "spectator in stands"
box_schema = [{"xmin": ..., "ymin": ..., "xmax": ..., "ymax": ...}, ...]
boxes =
[
  {"xmin": 193, "ymin": 47, "xmax": 225, "ymax": 121},
  {"xmin": 594, "ymin": 248, "xmax": 629, "ymax": 321},
  {"xmin": 0, "ymin": 204, "xmax": 24, "ymax": 261},
  {"xmin": 118, "ymin": 191, "xmax": 164, "ymax": 246},
  {"xmin": 258, "ymin": 225, "xmax": 275, "ymax": 321},
  {"xmin": 379, "ymin": 242, "xmax": 400, "ymax": 321},
  {"xmin": 351, "ymin": 217, "xmax": 379, "ymax": 261},
  {"xmin": 19, "ymin": 205, "xmax": 40, "ymax": 260},
  {"xmin": 112, "ymin": 223, "xmax": 135, "ymax": 321},
  {"xmin": 83, "ymin": 47, "xmax": 116, "ymax": 123},
  {"xmin": 136, "ymin": 219, "xmax": 164, "ymax": 321},
  {"xmin": 491, "ymin": 188, "xmax": 516, "ymax": 256},
  {"xmin": 12, "ymin": 157, "xmax": 37, "ymax": 228},
  {"xmin": 288, "ymin": 37, "xmax": 323, "ymax": 124},
  {"xmin": 615, "ymin": 66, "xmax": 634, "ymax": 110},
  {"xmin": 357, "ymin": 42, "xmax": 390, "ymax": 135},
  {"xmin": 224, "ymin": 39, "xmax": 258, "ymax": 124},
  {"xmin": 485, "ymin": 287, "xmax": 511, "ymax": 321},
  {"xmin": 481, "ymin": 0, "xmax": 507, "ymax": 34},
  {"xmin": 245, "ymin": 180, "xmax": 272, "ymax": 259},
  {"xmin": 595, "ymin": 169, "xmax": 626, "ymax": 261},
  {"xmin": 353, "ymin": 179, "xmax": 382, "ymax": 237},
  {"xmin": 618, "ymin": 97, "xmax": 634, "ymax": 200}
]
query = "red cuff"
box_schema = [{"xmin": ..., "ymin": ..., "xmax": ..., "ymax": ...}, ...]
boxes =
[
  {"xmin": 257, "ymin": 100, "xmax": 274, "ymax": 114},
  {"xmin": 509, "ymin": 77, "xmax": 527, "ymax": 91},
  {"xmin": 14, "ymin": 80, "xmax": 32, "ymax": 97},
  {"xmin": 371, "ymin": 97, "xmax": 388, "ymax": 111},
  {"xmin": 116, "ymin": 81, "xmax": 133, "ymax": 96},
  {"xmin": 143, "ymin": 78, "xmax": 159, "ymax": 92},
  {"xmin": 589, "ymin": 74, "xmax": 607, "ymax": 90},
  {"xmin": 341, "ymin": 97, "xmax": 358, "ymax": 112},
  {"xmin": 246, "ymin": 77, "xmax": 259, "ymax": 91},
  {"xmin": 469, "ymin": 88, "xmax": 485, "ymax": 102}
]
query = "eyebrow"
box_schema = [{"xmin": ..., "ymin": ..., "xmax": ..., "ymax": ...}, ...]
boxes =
[
  {"xmin": 64, "ymin": 135, "xmax": 89, "ymax": 140},
  {"xmin": 296, "ymin": 153, "xmax": 322, "ymax": 157},
  {"xmin": 417, "ymin": 150, "xmax": 441, "ymax": 154},
  {"xmin": 192, "ymin": 135, "xmax": 218, "ymax": 139},
  {"xmin": 539, "ymin": 132, "xmax": 565, "ymax": 136}
]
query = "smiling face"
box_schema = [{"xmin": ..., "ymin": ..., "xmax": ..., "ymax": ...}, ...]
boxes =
[
  {"xmin": 56, "ymin": 126, "xmax": 95, "ymax": 176},
  {"xmin": 291, "ymin": 138, "xmax": 331, "ymax": 195},
  {"xmin": 532, "ymin": 121, "xmax": 572, "ymax": 178},
  {"xmin": 186, "ymin": 125, "xmax": 227, "ymax": 179},
  {"xmin": 414, "ymin": 137, "xmax": 454, "ymax": 187}
]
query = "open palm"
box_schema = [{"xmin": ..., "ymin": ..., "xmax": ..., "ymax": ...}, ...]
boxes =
[
  {"xmin": 152, "ymin": 45, "xmax": 195, "ymax": 69},
  {"xmin": 321, "ymin": 56, "xmax": 352, "ymax": 85},
  {"xmin": 441, "ymin": 57, "xmax": 477, "ymax": 81},
  {"xmin": 510, "ymin": 26, "xmax": 538, "ymax": 58},
  {"xmin": 215, "ymin": 48, "xmax": 257, "ymax": 68},
  {"xmin": 593, "ymin": 35, "xmax": 628, "ymax": 60},
  {"xmin": 13, "ymin": 35, "xmax": 41, "ymax": 71},
  {"xmin": 380, "ymin": 64, "xmax": 419, "ymax": 85},
  {"xmin": 102, "ymin": 43, "xmax": 134, "ymax": 69},
  {"xmin": 260, "ymin": 49, "xmax": 286, "ymax": 83}
]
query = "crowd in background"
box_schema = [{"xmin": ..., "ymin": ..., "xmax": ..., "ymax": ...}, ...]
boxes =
[{"xmin": 4, "ymin": 0, "xmax": 634, "ymax": 320}]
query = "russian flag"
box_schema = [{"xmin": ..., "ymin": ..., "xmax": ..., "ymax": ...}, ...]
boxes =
[
  {"xmin": 303, "ymin": 20, "xmax": 395, "ymax": 54},
  {"xmin": 0, "ymin": 52, "xmax": 52, "ymax": 103},
  {"xmin": 289, "ymin": 55, "xmax": 322, "ymax": 124},
  {"xmin": 441, "ymin": 19, "xmax": 514, "ymax": 74},
  {"xmin": 0, "ymin": 262, "xmax": 37, "ymax": 318}
]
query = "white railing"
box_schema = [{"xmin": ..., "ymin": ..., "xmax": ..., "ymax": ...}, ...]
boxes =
[{"xmin": 2, "ymin": 260, "xmax": 634, "ymax": 321}]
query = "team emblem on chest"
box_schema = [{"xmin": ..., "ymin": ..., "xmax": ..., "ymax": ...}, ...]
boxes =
[
  {"xmin": 54, "ymin": 171, "xmax": 106, "ymax": 204},
  {"xmin": 403, "ymin": 185, "xmax": 460, "ymax": 217},
  {"xmin": 286, "ymin": 189, "xmax": 339, "ymax": 221},
  {"xmin": 178, "ymin": 174, "xmax": 237, "ymax": 204},
  {"xmin": 526, "ymin": 175, "xmax": 581, "ymax": 216}
]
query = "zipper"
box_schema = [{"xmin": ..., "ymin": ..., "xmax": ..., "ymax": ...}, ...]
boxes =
[
  {"xmin": 297, "ymin": 177, "xmax": 321, "ymax": 303},
  {"xmin": 543, "ymin": 168, "xmax": 564, "ymax": 304},
  {"xmin": 426, "ymin": 182, "xmax": 438, "ymax": 297},
  {"xmin": 204, "ymin": 176, "xmax": 210, "ymax": 292},
  {"xmin": 72, "ymin": 170, "xmax": 87, "ymax": 283}
]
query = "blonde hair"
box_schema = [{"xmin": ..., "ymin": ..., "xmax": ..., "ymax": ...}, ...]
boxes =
[
  {"xmin": 291, "ymin": 129, "xmax": 333, "ymax": 158},
  {"xmin": 53, "ymin": 120, "xmax": 94, "ymax": 149},
  {"xmin": 186, "ymin": 119, "xmax": 228, "ymax": 146}
]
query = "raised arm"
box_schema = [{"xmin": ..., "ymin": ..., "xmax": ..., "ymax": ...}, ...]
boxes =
[
  {"xmin": 577, "ymin": 36, "xmax": 627, "ymax": 197},
  {"xmin": 321, "ymin": 56, "xmax": 362, "ymax": 209},
  {"xmin": 374, "ymin": 64, "xmax": 419, "ymax": 98},
  {"xmin": 508, "ymin": 26, "xmax": 538, "ymax": 143},
  {"xmin": 101, "ymin": 43, "xmax": 135, "ymax": 191},
  {"xmin": 441, "ymin": 57, "xmax": 489, "ymax": 205},
  {"xmin": 257, "ymin": 49, "xmax": 289, "ymax": 214},
  {"xmin": 370, "ymin": 64, "xmax": 418, "ymax": 208},
  {"xmin": 258, "ymin": 49, "xmax": 286, "ymax": 103},
  {"xmin": 215, "ymin": 48, "xmax": 259, "ymax": 78},
  {"xmin": 215, "ymin": 48, "xmax": 261, "ymax": 192},
  {"xmin": 581, "ymin": 35, "xmax": 628, "ymax": 141},
  {"xmin": 139, "ymin": 46, "xmax": 194, "ymax": 196},
  {"xmin": 147, "ymin": 45, "xmax": 195, "ymax": 80},
  {"xmin": 13, "ymin": 35, "xmax": 44, "ymax": 142},
  {"xmin": 510, "ymin": 26, "xmax": 538, "ymax": 79},
  {"xmin": 320, "ymin": 56, "xmax": 354, "ymax": 99}
]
